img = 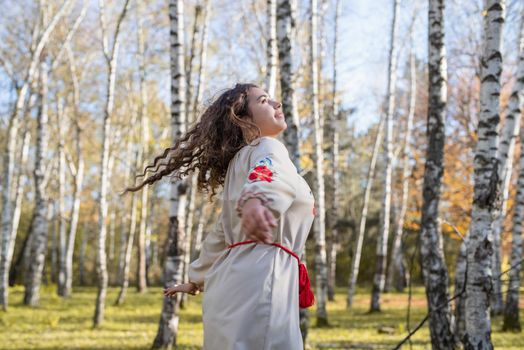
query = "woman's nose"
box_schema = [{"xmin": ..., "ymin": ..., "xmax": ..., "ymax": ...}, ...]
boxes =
[{"xmin": 271, "ymin": 100, "xmax": 282, "ymax": 109}]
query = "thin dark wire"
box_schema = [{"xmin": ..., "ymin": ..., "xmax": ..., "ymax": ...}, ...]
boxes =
[{"xmin": 392, "ymin": 255, "xmax": 523, "ymax": 349}]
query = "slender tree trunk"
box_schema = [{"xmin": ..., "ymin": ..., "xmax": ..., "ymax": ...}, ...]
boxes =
[
  {"xmin": 464, "ymin": 1, "xmax": 505, "ymax": 348},
  {"xmin": 152, "ymin": 0, "xmax": 187, "ymax": 347},
  {"xmin": 502, "ymin": 132, "xmax": 523, "ymax": 331},
  {"xmin": 278, "ymin": 0, "xmax": 300, "ymax": 167},
  {"xmin": 309, "ymin": 0, "xmax": 329, "ymax": 327},
  {"xmin": 326, "ymin": 0, "xmax": 341, "ymax": 302},
  {"xmin": 78, "ymin": 221, "xmax": 88, "ymax": 287},
  {"xmin": 192, "ymin": 0, "xmax": 211, "ymax": 119},
  {"xmin": 2, "ymin": 0, "xmax": 73, "ymax": 311},
  {"xmin": 116, "ymin": 149, "xmax": 140, "ymax": 306},
  {"xmin": 0, "ymin": 128, "xmax": 30, "ymax": 306},
  {"xmin": 419, "ymin": 1, "xmax": 455, "ymax": 347},
  {"xmin": 9, "ymin": 212, "xmax": 34, "ymax": 287},
  {"xmin": 93, "ymin": 0, "xmax": 130, "ymax": 328},
  {"xmin": 385, "ymin": 19, "xmax": 417, "ymax": 294},
  {"xmin": 347, "ymin": 116, "xmax": 385, "ymax": 308},
  {"xmin": 136, "ymin": 0, "xmax": 150, "ymax": 294},
  {"xmin": 492, "ymin": 14, "xmax": 524, "ymax": 317},
  {"xmin": 184, "ymin": 2, "xmax": 201, "ymax": 126},
  {"xmin": 51, "ymin": 207, "xmax": 59, "ymax": 285},
  {"xmin": 266, "ymin": 0, "xmax": 278, "ymax": 98},
  {"xmin": 277, "ymin": 0, "xmax": 309, "ymax": 341},
  {"xmin": 23, "ymin": 62, "xmax": 50, "ymax": 307},
  {"xmin": 62, "ymin": 44, "xmax": 85, "ymax": 297},
  {"xmin": 502, "ymin": 14, "xmax": 524, "ymax": 332},
  {"xmin": 57, "ymin": 101, "xmax": 68, "ymax": 296},
  {"xmin": 370, "ymin": 0, "xmax": 399, "ymax": 312}
]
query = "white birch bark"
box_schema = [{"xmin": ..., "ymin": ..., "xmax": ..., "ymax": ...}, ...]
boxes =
[
  {"xmin": 371, "ymin": 0, "xmax": 399, "ymax": 312},
  {"xmin": 266, "ymin": 0, "xmax": 278, "ymax": 98},
  {"xmin": 277, "ymin": 0, "xmax": 301, "ymax": 166},
  {"xmin": 78, "ymin": 216, "xmax": 90, "ymax": 286},
  {"xmin": 116, "ymin": 148, "xmax": 140, "ymax": 306},
  {"xmin": 310, "ymin": 0, "xmax": 329, "ymax": 326},
  {"xmin": 152, "ymin": 0, "xmax": 188, "ymax": 347},
  {"xmin": 62, "ymin": 43, "xmax": 85, "ymax": 297},
  {"xmin": 191, "ymin": 0, "xmax": 211, "ymax": 119},
  {"xmin": 136, "ymin": 0, "xmax": 150, "ymax": 294},
  {"xmin": 0, "ymin": 128, "xmax": 30, "ymax": 310},
  {"xmin": 386, "ymin": 38, "xmax": 416, "ymax": 293},
  {"xmin": 501, "ymin": 14, "xmax": 524, "ymax": 332},
  {"xmin": 454, "ymin": 234, "xmax": 469, "ymax": 342},
  {"xmin": 347, "ymin": 116, "xmax": 385, "ymax": 308},
  {"xmin": 326, "ymin": 0, "xmax": 341, "ymax": 302},
  {"xmin": 23, "ymin": 61, "xmax": 50, "ymax": 307},
  {"xmin": 419, "ymin": 0, "xmax": 455, "ymax": 347},
  {"xmin": 93, "ymin": 0, "xmax": 130, "ymax": 328},
  {"xmin": 2, "ymin": 0, "xmax": 74, "ymax": 310},
  {"xmin": 57, "ymin": 100, "xmax": 68, "ymax": 296},
  {"xmin": 6, "ymin": 130, "xmax": 31, "ymax": 266},
  {"xmin": 277, "ymin": 0, "xmax": 309, "ymax": 340},
  {"xmin": 491, "ymin": 13, "xmax": 524, "ymax": 316},
  {"xmin": 464, "ymin": 1, "xmax": 505, "ymax": 348},
  {"xmin": 183, "ymin": 0, "xmax": 212, "ymax": 307}
]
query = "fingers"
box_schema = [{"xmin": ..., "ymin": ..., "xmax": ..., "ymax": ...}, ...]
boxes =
[
  {"xmin": 263, "ymin": 209, "xmax": 278, "ymax": 229},
  {"xmin": 258, "ymin": 209, "xmax": 276, "ymax": 244},
  {"xmin": 241, "ymin": 208, "xmax": 276, "ymax": 244},
  {"xmin": 163, "ymin": 287, "xmax": 178, "ymax": 298}
]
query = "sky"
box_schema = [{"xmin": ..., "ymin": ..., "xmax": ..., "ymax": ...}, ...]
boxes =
[{"xmin": 1, "ymin": 0, "xmax": 523, "ymax": 137}]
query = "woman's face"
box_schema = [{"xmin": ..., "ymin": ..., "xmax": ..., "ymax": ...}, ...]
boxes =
[{"xmin": 245, "ymin": 87, "xmax": 287, "ymax": 137}]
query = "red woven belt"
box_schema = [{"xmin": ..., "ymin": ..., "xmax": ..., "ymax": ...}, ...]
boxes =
[{"xmin": 227, "ymin": 240, "xmax": 315, "ymax": 308}]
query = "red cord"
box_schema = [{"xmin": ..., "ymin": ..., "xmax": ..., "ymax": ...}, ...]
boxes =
[{"xmin": 227, "ymin": 240, "xmax": 315, "ymax": 308}]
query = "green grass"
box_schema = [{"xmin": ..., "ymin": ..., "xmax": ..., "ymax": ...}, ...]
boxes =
[{"xmin": 1, "ymin": 285, "xmax": 522, "ymax": 349}]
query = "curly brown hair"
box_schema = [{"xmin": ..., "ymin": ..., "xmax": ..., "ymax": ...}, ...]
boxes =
[{"xmin": 119, "ymin": 83, "xmax": 264, "ymax": 201}]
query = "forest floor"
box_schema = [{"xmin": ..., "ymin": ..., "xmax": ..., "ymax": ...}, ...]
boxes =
[{"xmin": 1, "ymin": 285, "xmax": 523, "ymax": 349}]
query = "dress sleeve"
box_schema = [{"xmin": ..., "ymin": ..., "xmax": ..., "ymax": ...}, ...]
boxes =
[
  {"xmin": 235, "ymin": 138, "xmax": 297, "ymax": 220},
  {"xmin": 188, "ymin": 211, "xmax": 226, "ymax": 291}
]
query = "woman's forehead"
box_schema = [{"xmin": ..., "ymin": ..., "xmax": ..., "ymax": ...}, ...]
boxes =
[{"xmin": 248, "ymin": 87, "xmax": 269, "ymax": 100}]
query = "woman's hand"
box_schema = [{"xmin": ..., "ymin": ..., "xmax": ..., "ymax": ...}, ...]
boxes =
[
  {"xmin": 163, "ymin": 282, "xmax": 200, "ymax": 297},
  {"xmin": 240, "ymin": 198, "xmax": 278, "ymax": 244}
]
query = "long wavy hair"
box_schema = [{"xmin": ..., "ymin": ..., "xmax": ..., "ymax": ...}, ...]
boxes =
[{"xmin": 119, "ymin": 83, "xmax": 263, "ymax": 201}]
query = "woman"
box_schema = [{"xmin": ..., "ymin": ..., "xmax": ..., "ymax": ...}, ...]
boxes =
[{"xmin": 123, "ymin": 83, "xmax": 315, "ymax": 349}]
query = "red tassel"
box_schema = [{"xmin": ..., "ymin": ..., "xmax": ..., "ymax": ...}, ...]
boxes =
[{"xmin": 298, "ymin": 262, "xmax": 315, "ymax": 308}]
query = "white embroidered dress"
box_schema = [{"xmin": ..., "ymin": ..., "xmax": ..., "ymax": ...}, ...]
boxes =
[{"xmin": 188, "ymin": 136, "xmax": 315, "ymax": 350}]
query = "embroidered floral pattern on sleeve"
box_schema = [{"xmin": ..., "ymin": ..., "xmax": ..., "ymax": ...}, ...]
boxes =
[{"xmin": 247, "ymin": 157, "xmax": 275, "ymax": 183}]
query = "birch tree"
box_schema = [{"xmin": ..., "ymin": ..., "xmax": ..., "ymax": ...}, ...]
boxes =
[
  {"xmin": 370, "ymin": 0, "xmax": 399, "ymax": 312},
  {"xmin": 277, "ymin": 0, "xmax": 300, "ymax": 165},
  {"xmin": 464, "ymin": 1, "xmax": 505, "ymax": 348},
  {"xmin": 266, "ymin": 0, "xmax": 277, "ymax": 98},
  {"xmin": 347, "ymin": 116, "xmax": 384, "ymax": 308},
  {"xmin": 116, "ymin": 98, "xmax": 140, "ymax": 305},
  {"xmin": 136, "ymin": 0, "xmax": 150, "ymax": 295},
  {"xmin": 309, "ymin": 0, "xmax": 329, "ymax": 326},
  {"xmin": 23, "ymin": 61, "xmax": 50, "ymax": 307},
  {"xmin": 386, "ymin": 34, "xmax": 416, "ymax": 293},
  {"xmin": 116, "ymin": 148, "xmax": 140, "ymax": 306},
  {"xmin": 419, "ymin": 0, "xmax": 455, "ymax": 347},
  {"xmin": 501, "ymin": 14, "xmax": 524, "ymax": 332},
  {"xmin": 491, "ymin": 12, "xmax": 524, "ymax": 317},
  {"xmin": 326, "ymin": 0, "xmax": 341, "ymax": 302},
  {"xmin": 2, "ymin": 0, "xmax": 74, "ymax": 310},
  {"xmin": 93, "ymin": 0, "xmax": 130, "ymax": 327},
  {"xmin": 152, "ymin": 0, "xmax": 188, "ymax": 347},
  {"xmin": 183, "ymin": 0, "xmax": 212, "ymax": 308}
]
